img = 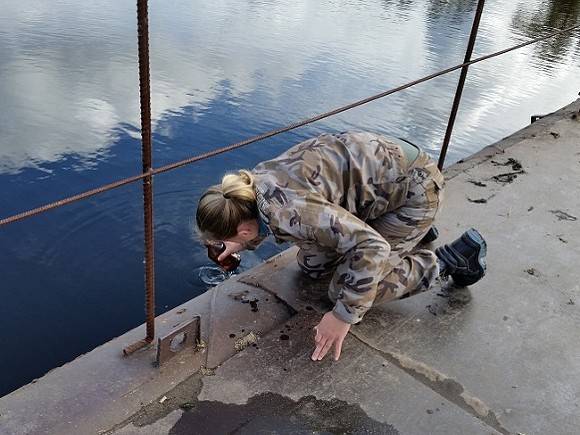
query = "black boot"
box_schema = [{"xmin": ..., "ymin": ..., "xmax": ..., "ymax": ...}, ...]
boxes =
[
  {"xmin": 420, "ymin": 226, "xmax": 439, "ymax": 244},
  {"xmin": 435, "ymin": 228, "xmax": 487, "ymax": 286}
]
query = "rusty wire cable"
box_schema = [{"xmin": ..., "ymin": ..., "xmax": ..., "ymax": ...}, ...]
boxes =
[{"xmin": 1, "ymin": 22, "xmax": 579, "ymax": 228}]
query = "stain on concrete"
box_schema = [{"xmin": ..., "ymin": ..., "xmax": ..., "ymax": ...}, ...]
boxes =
[
  {"xmin": 169, "ymin": 392, "xmax": 399, "ymax": 435},
  {"xmin": 467, "ymin": 197, "xmax": 488, "ymax": 204},
  {"xmin": 492, "ymin": 171, "xmax": 524, "ymax": 184},
  {"xmin": 525, "ymin": 268, "xmax": 540, "ymax": 277},
  {"xmin": 108, "ymin": 375, "xmax": 205, "ymax": 432},
  {"xmin": 349, "ymin": 334, "xmax": 510, "ymax": 435},
  {"xmin": 492, "ymin": 158, "xmax": 523, "ymax": 172},
  {"xmin": 435, "ymin": 286, "xmax": 472, "ymax": 307},
  {"xmin": 549, "ymin": 210, "xmax": 577, "ymax": 221}
]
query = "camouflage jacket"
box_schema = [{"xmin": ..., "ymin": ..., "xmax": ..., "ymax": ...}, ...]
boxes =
[{"xmin": 252, "ymin": 131, "xmax": 430, "ymax": 324}]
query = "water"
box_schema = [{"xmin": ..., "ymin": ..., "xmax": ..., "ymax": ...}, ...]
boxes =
[
  {"xmin": 197, "ymin": 266, "xmax": 237, "ymax": 286},
  {"xmin": 0, "ymin": 0, "xmax": 578, "ymax": 396}
]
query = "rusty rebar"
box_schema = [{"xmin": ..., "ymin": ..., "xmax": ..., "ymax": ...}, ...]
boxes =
[
  {"xmin": 124, "ymin": 0, "xmax": 155, "ymax": 355},
  {"xmin": 438, "ymin": 0, "xmax": 486, "ymax": 170},
  {"xmin": 1, "ymin": 23, "xmax": 578, "ymax": 228}
]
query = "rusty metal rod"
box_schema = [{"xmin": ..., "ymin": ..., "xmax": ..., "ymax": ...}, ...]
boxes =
[
  {"xmin": 1, "ymin": 23, "xmax": 578, "ymax": 228},
  {"xmin": 438, "ymin": 0, "xmax": 486, "ymax": 170},
  {"xmin": 124, "ymin": 0, "xmax": 155, "ymax": 355}
]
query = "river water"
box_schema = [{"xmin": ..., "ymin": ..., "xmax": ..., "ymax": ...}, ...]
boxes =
[{"xmin": 0, "ymin": 0, "xmax": 578, "ymax": 396}]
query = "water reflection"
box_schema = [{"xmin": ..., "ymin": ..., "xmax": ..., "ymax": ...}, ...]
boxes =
[
  {"xmin": 426, "ymin": 0, "xmax": 477, "ymax": 20},
  {"xmin": 511, "ymin": 0, "xmax": 580, "ymax": 67}
]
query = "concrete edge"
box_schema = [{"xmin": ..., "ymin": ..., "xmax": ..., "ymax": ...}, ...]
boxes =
[{"xmin": 443, "ymin": 97, "xmax": 580, "ymax": 180}]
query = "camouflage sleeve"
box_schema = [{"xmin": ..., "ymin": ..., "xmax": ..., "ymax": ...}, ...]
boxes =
[{"xmin": 270, "ymin": 193, "xmax": 392, "ymax": 324}]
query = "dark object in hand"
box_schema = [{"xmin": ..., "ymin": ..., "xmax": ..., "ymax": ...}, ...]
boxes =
[{"xmin": 206, "ymin": 241, "xmax": 241, "ymax": 271}]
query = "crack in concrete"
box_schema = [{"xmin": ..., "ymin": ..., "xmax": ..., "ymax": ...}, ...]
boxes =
[
  {"xmin": 237, "ymin": 275, "xmax": 299, "ymax": 315},
  {"xmin": 349, "ymin": 331, "xmax": 510, "ymax": 435}
]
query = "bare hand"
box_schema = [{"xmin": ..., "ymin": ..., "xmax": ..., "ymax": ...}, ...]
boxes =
[
  {"xmin": 312, "ymin": 311, "xmax": 351, "ymax": 361},
  {"xmin": 217, "ymin": 240, "xmax": 244, "ymax": 262}
]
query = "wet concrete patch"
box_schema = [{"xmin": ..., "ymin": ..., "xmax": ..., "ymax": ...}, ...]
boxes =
[{"xmin": 168, "ymin": 392, "xmax": 398, "ymax": 435}]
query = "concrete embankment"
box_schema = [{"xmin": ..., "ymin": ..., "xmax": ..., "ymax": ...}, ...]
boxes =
[{"xmin": 1, "ymin": 98, "xmax": 579, "ymax": 435}]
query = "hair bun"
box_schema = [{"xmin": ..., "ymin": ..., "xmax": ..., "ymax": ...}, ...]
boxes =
[{"xmin": 220, "ymin": 170, "xmax": 255, "ymax": 201}]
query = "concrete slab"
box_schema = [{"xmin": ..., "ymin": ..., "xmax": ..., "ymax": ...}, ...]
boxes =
[
  {"xmin": 113, "ymin": 313, "xmax": 502, "ymax": 435},
  {"xmin": 205, "ymin": 278, "xmax": 294, "ymax": 368},
  {"xmin": 238, "ymin": 246, "xmax": 334, "ymax": 314}
]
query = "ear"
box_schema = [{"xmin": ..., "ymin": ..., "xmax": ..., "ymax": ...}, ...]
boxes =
[{"xmin": 237, "ymin": 221, "xmax": 253, "ymax": 237}]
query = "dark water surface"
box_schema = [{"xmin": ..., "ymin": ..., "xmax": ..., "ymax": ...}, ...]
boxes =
[{"xmin": 0, "ymin": 0, "xmax": 578, "ymax": 396}]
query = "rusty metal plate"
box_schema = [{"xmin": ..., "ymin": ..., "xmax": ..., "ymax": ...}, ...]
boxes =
[{"xmin": 156, "ymin": 316, "xmax": 200, "ymax": 366}]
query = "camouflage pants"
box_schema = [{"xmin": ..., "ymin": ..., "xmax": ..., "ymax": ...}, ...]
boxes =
[{"xmin": 297, "ymin": 151, "xmax": 444, "ymax": 307}]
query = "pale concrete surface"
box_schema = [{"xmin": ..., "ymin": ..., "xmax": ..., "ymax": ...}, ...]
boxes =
[{"xmin": 1, "ymin": 98, "xmax": 579, "ymax": 434}]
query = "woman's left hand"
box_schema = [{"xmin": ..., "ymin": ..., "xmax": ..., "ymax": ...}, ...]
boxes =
[{"xmin": 311, "ymin": 311, "xmax": 351, "ymax": 361}]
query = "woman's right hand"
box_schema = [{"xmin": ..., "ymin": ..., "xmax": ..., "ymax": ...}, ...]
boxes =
[{"xmin": 217, "ymin": 240, "xmax": 244, "ymax": 262}]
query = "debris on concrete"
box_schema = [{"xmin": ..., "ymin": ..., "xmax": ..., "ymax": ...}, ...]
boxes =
[
  {"xmin": 234, "ymin": 331, "xmax": 258, "ymax": 352},
  {"xmin": 468, "ymin": 180, "xmax": 487, "ymax": 187},
  {"xmin": 525, "ymin": 268, "xmax": 539, "ymax": 277},
  {"xmin": 200, "ymin": 366, "xmax": 216, "ymax": 377},
  {"xmin": 467, "ymin": 197, "xmax": 487, "ymax": 204},
  {"xmin": 194, "ymin": 339, "xmax": 207, "ymax": 352}
]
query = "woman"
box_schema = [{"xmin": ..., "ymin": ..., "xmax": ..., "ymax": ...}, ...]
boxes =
[{"xmin": 196, "ymin": 131, "xmax": 487, "ymax": 362}]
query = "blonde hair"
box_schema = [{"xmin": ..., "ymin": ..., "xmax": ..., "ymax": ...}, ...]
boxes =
[{"xmin": 196, "ymin": 170, "xmax": 258, "ymax": 240}]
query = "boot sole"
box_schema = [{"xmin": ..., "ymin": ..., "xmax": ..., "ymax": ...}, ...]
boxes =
[{"xmin": 452, "ymin": 228, "xmax": 487, "ymax": 286}]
